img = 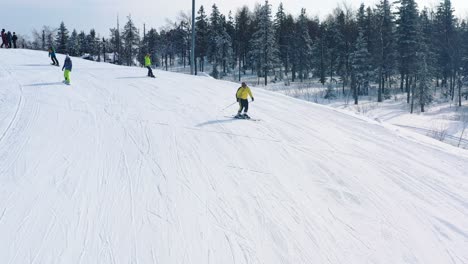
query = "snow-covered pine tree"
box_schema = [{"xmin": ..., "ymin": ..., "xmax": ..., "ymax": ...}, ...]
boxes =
[
  {"xmin": 351, "ymin": 30, "xmax": 371, "ymax": 105},
  {"xmin": 283, "ymin": 15, "xmax": 295, "ymax": 81},
  {"xmin": 274, "ymin": 3, "xmax": 294, "ymax": 82},
  {"xmin": 44, "ymin": 26, "xmax": 56, "ymax": 50},
  {"xmin": 293, "ymin": 8, "xmax": 313, "ymax": 82},
  {"xmin": 207, "ymin": 4, "xmax": 233, "ymax": 78},
  {"xmin": 86, "ymin": 29, "xmax": 99, "ymax": 59},
  {"xmin": 182, "ymin": 12, "xmax": 196, "ymax": 69},
  {"xmin": 55, "ymin": 22, "xmax": 69, "ymax": 54},
  {"xmin": 323, "ymin": 15, "xmax": 343, "ymax": 88},
  {"xmin": 234, "ymin": 6, "xmax": 252, "ymax": 79},
  {"xmin": 415, "ymin": 52, "xmax": 432, "ymax": 112},
  {"xmin": 396, "ymin": 0, "xmax": 419, "ymax": 104},
  {"xmin": 109, "ymin": 16, "xmax": 123, "ymax": 64},
  {"xmin": 146, "ymin": 28, "xmax": 160, "ymax": 65},
  {"xmin": 312, "ymin": 23, "xmax": 327, "ymax": 85},
  {"xmin": 413, "ymin": 10, "xmax": 435, "ymax": 113},
  {"xmin": 121, "ymin": 15, "xmax": 140, "ymax": 66},
  {"xmin": 452, "ymin": 22, "xmax": 464, "ymax": 106},
  {"xmin": 376, "ymin": 0, "xmax": 396, "ymax": 101},
  {"xmin": 195, "ymin": 6, "xmax": 209, "ymax": 73},
  {"xmin": 207, "ymin": 4, "xmax": 222, "ymax": 78},
  {"xmin": 31, "ymin": 26, "xmax": 54, "ymax": 51},
  {"xmin": 460, "ymin": 21, "xmax": 468, "ymax": 102},
  {"xmin": 77, "ymin": 31, "xmax": 87, "ymax": 55},
  {"xmin": 434, "ymin": 0, "xmax": 457, "ymax": 99},
  {"xmin": 249, "ymin": 0, "xmax": 279, "ymax": 85},
  {"xmin": 226, "ymin": 11, "xmax": 237, "ymax": 72},
  {"xmin": 334, "ymin": 9, "xmax": 351, "ymax": 94},
  {"xmin": 158, "ymin": 30, "xmax": 168, "ymax": 70},
  {"xmin": 102, "ymin": 37, "xmax": 110, "ymax": 62},
  {"xmin": 365, "ymin": 6, "xmax": 379, "ymax": 88},
  {"xmin": 67, "ymin": 29, "xmax": 80, "ymax": 56},
  {"xmin": 353, "ymin": 4, "xmax": 372, "ymax": 96},
  {"xmin": 174, "ymin": 14, "xmax": 191, "ymax": 68},
  {"xmin": 138, "ymin": 27, "xmax": 148, "ymax": 65},
  {"xmin": 221, "ymin": 13, "xmax": 235, "ymax": 74},
  {"xmin": 171, "ymin": 22, "xmax": 187, "ymax": 67},
  {"xmin": 109, "ymin": 31, "xmax": 122, "ymax": 64}
]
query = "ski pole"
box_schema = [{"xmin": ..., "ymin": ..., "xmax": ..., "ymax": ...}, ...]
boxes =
[{"xmin": 221, "ymin": 101, "xmax": 238, "ymax": 111}]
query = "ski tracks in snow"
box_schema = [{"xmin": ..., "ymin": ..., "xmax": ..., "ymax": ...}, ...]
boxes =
[{"xmin": 1, "ymin": 50, "xmax": 468, "ymax": 264}]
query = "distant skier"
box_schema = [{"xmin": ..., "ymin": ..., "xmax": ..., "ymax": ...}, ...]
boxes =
[
  {"xmin": 48, "ymin": 47, "xmax": 59, "ymax": 66},
  {"xmin": 12, "ymin": 32, "xmax": 17, "ymax": 49},
  {"xmin": 62, "ymin": 54, "xmax": 72, "ymax": 85},
  {"xmin": 7, "ymin": 31, "xmax": 12, "ymax": 48},
  {"xmin": 145, "ymin": 54, "xmax": 155, "ymax": 78},
  {"xmin": 1, "ymin": 29, "xmax": 6, "ymax": 48},
  {"xmin": 235, "ymin": 82, "xmax": 254, "ymax": 119}
]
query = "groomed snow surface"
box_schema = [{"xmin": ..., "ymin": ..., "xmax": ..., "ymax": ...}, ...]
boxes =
[{"xmin": 1, "ymin": 49, "xmax": 467, "ymax": 264}]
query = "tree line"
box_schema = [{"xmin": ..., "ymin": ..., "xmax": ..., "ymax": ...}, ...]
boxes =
[{"xmin": 28, "ymin": 0, "xmax": 468, "ymax": 111}]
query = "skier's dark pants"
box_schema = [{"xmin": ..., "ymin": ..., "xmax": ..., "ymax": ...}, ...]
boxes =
[
  {"xmin": 146, "ymin": 66, "xmax": 154, "ymax": 77},
  {"xmin": 238, "ymin": 99, "xmax": 249, "ymax": 113},
  {"xmin": 13, "ymin": 41, "xmax": 16, "ymax": 49},
  {"xmin": 0, "ymin": 41, "xmax": 5, "ymax": 48},
  {"xmin": 51, "ymin": 56, "xmax": 59, "ymax": 65}
]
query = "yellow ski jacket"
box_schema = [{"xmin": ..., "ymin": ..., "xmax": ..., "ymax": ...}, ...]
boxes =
[
  {"xmin": 236, "ymin": 86, "xmax": 253, "ymax": 100},
  {"xmin": 144, "ymin": 56, "xmax": 152, "ymax": 67}
]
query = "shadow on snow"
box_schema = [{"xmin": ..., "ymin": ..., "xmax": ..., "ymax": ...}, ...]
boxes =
[
  {"xmin": 196, "ymin": 119, "xmax": 237, "ymax": 127},
  {"xmin": 24, "ymin": 82, "xmax": 64, "ymax": 87}
]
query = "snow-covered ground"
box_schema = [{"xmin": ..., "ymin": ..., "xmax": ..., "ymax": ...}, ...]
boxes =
[
  {"xmin": 167, "ymin": 66, "xmax": 468, "ymax": 149},
  {"xmin": 262, "ymin": 81, "xmax": 468, "ymax": 149},
  {"xmin": 1, "ymin": 49, "xmax": 467, "ymax": 264},
  {"xmin": 331, "ymin": 97, "xmax": 468, "ymax": 149}
]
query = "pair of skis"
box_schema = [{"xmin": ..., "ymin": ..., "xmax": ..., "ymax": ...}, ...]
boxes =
[{"xmin": 225, "ymin": 115, "xmax": 261, "ymax": 122}]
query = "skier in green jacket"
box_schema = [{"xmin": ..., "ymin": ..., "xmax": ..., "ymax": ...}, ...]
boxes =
[{"xmin": 145, "ymin": 54, "xmax": 155, "ymax": 78}]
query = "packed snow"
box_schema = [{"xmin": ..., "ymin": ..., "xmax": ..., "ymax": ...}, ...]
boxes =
[
  {"xmin": 335, "ymin": 99, "xmax": 468, "ymax": 149},
  {"xmin": 0, "ymin": 49, "xmax": 467, "ymax": 264}
]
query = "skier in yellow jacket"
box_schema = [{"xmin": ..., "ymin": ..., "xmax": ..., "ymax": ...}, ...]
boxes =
[{"xmin": 235, "ymin": 82, "xmax": 254, "ymax": 119}]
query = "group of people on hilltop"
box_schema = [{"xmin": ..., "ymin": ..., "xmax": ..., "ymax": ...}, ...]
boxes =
[{"xmin": 1, "ymin": 29, "xmax": 18, "ymax": 49}]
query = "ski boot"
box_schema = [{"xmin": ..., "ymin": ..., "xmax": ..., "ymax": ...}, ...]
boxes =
[
  {"xmin": 242, "ymin": 113, "xmax": 250, "ymax": 119},
  {"xmin": 234, "ymin": 113, "xmax": 244, "ymax": 119}
]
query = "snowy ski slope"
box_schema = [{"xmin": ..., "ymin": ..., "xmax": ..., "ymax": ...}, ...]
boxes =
[{"xmin": 0, "ymin": 49, "xmax": 467, "ymax": 263}]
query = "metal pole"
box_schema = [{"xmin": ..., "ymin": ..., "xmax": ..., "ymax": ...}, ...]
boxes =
[{"xmin": 191, "ymin": 0, "xmax": 196, "ymax": 75}]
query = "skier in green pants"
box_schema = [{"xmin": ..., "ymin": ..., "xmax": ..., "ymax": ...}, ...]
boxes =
[
  {"xmin": 145, "ymin": 54, "xmax": 155, "ymax": 78},
  {"xmin": 62, "ymin": 54, "xmax": 72, "ymax": 85}
]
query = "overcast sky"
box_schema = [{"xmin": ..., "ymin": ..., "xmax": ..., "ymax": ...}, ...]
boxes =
[{"xmin": 2, "ymin": 0, "xmax": 468, "ymax": 38}]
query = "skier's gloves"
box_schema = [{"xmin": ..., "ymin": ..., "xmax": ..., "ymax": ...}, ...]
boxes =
[
  {"xmin": 237, "ymin": 98, "xmax": 240, "ymax": 102},
  {"xmin": 251, "ymin": 97, "xmax": 255, "ymax": 102}
]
